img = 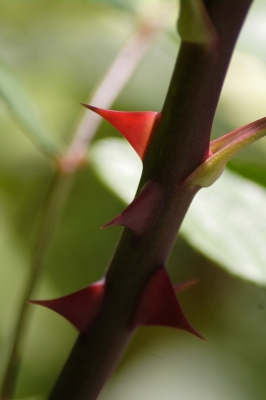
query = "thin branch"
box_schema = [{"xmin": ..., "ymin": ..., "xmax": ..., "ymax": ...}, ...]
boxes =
[
  {"xmin": 0, "ymin": 173, "xmax": 72, "ymax": 400},
  {"xmin": 0, "ymin": 8, "xmax": 165, "ymax": 398}
]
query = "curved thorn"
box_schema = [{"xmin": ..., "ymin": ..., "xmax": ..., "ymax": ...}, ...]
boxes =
[
  {"xmin": 29, "ymin": 279, "xmax": 105, "ymax": 333},
  {"xmin": 133, "ymin": 267, "xmax": 204, "ymax": 340},
  {"xmin": 102, "ymin": 181, "xmax": 163, "ymax": 238},
  {"xmin": 81, "ymin": 104, "xmax": 159, "ymax": 159}
]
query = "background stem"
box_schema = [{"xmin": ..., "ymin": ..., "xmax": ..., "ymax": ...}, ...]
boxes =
[
  {"xmin": 0, "ymin": 172, "xmax": 71, "ymax": 400},
  {"xmin": 0, "ymin": 14, "xmax": 161, "ymax": 399},
  {"xmin": 59, "ymin": 13, "xmax": 166, "ymax": 173}
]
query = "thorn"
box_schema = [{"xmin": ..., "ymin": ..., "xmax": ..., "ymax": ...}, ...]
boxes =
[
  {"xmin": 29, "ymin": 279, "xmax": 105, "ymax": 333},
  {"xmin": 102, "ymin": 181, "xmax": 163, "ymax": 238},
  {"xmin": 133, "ymin": 267, "xmax": 204, "ymax": 340},
  {"xmin": 81, "ymin": 104, "xmax": 159, "ymax": 159}
]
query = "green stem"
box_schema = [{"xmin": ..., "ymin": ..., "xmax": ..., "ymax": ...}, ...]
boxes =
[{"xmin": 0, "ymin": 172, "xmax": 72, "ymax": 399}]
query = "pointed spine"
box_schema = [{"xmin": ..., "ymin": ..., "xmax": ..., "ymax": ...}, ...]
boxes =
[
  {"xmin": 29, "ymin": 279, "xmax": 105, "ymax": 334},
  {"xmin": 133, "ymin": 267, "xmax": 204, "ymax": 340},
  {"xmin": 102, "ymin": 181, "xmax": 163, "ymax": 238},
  {"xmin": 82, "ymin": 104, "xmax": 159, "ymax": 159}
]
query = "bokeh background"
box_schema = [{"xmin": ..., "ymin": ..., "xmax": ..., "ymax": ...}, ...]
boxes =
[{"xmin": 1, "ymin": 0, "xmax": 266, "ymax": 399}]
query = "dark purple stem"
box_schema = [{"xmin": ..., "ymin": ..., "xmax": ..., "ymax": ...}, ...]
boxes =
[{"xmin": 49, "ymin": 1, "xmax": 253, "ymax": 399}]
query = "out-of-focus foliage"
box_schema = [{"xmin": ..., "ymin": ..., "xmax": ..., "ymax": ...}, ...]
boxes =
[
  {"xmin": 0, "ymin": 1, "xmax": 266, "ymax": 399},
  {"xmin": 90, "ymin": 138, "xmax": 266, "ymax": 285},
  {"xmin": 0, "ymin": 61, "xmax": 62, "ymax": 158}
]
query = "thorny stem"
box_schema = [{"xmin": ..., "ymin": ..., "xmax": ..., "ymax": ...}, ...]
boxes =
[
  {"xmin": 0, "ymin": 12, "xmax": 162, "ymax": 399},
  {"xmin": 49, "ymin": 1, "xmax": 253, "ymax": 399}
]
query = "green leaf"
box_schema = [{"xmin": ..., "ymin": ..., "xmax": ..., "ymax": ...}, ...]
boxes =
[
  {"xmin": 182, "ymin": 169, "xmax": 266, "ymax": 285},
  {"xmin": 90, "ymin": 137, "xmax": 142, "ymax": 203},
  {"xmin": 91, "ymin": 138, "xmax": 266, "ymax": 285},
  {"xmin": 0, "ymin": 61, "xmax": 63, "ymax": 159}
]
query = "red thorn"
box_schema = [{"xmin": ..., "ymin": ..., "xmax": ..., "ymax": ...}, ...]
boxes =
[
  {"xmin": 133, "ymin": 267, "xmax": 204, "ymax": 340},
  {"xmin": 102, "ymin": 181, "xmax": 163, "ymax": 238},
  {"xmin": 81, "ymin": 104, "xmax": 159, "ymax": 159},
  {"xmin": 29, "ymin": 279, "xmax": 105, "ymax": 333}
]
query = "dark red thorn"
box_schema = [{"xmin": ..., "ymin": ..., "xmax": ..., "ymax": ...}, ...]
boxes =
[
  {"xmin": 29, "ymin": 279, "xmax": 105, "ymax": 333},
  {"xmin": 102, "ymin": 181, "xmax": 163, "ymax": 238},
  {"xmin": 81, "ymin": 104, "xmax": 159, "ymax": 159},
  {"xmin": 133, "ymin": 267, "xmax": 204, "ymax": 340}
]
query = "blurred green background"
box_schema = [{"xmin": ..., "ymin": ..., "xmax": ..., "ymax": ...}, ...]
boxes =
[{"xmin": 1, "ymin": 0, "xmax": 266, "ymax": 399}]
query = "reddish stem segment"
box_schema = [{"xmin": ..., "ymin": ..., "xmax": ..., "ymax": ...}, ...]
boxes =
[{"xmin": 49, "ymin": 1, "xmax": 253, "ymax": 399}]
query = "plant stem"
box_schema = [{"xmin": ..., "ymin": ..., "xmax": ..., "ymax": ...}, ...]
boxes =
[
  {"xmin": 49, "ymin": 1, "xmax": 253, "ymax": 399},
  {"xmin": 0, "ymin": 172, "xmax": 72, "ymax": 400}
]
